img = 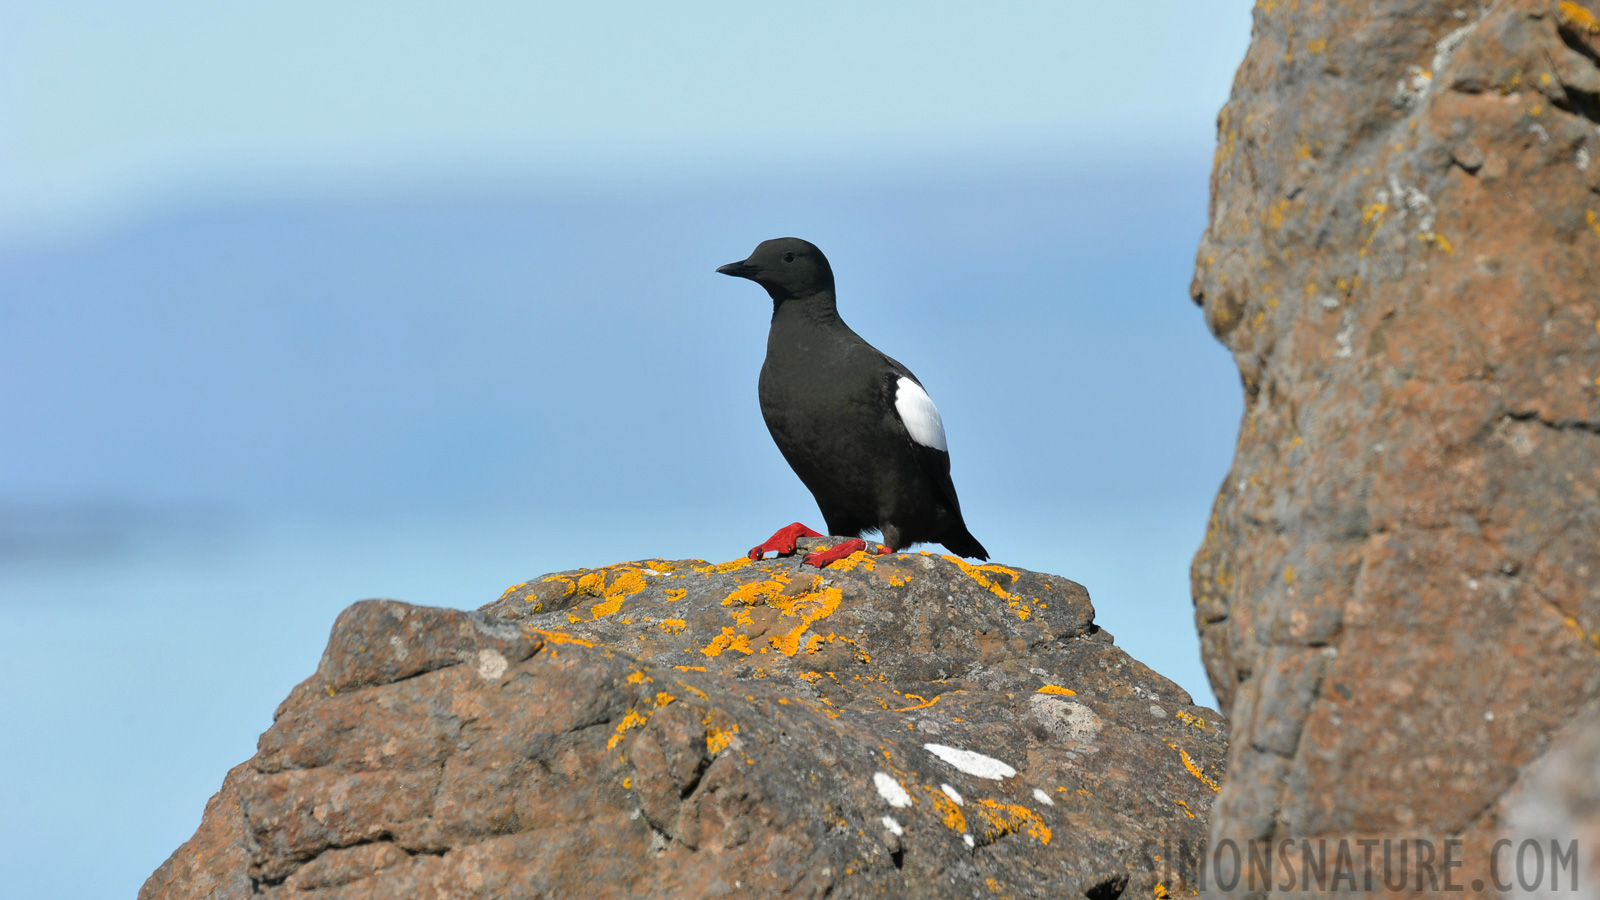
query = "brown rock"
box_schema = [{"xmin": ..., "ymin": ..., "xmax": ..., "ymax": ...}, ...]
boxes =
[
  {"xmin": 1192, "ymin": 0, "xmax": 1600, "ymax": 892},
  {"xmin": 143, "ymin": 542, "xmax": 1226, "ymax": 898}
]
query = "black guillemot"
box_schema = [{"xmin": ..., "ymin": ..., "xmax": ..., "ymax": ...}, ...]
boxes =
[{"xmin": 717, "ymin": 237, "xmax": 989, "ymax": 568}]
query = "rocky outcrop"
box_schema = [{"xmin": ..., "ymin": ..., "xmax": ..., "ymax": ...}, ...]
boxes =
[
  {"xmin": 143, "ymin": 540, "xmax": 1225, "ymax": 899},
  {"xmin": 1191, "ymin": 0, "xmax": 1600, "ymax": 891}
]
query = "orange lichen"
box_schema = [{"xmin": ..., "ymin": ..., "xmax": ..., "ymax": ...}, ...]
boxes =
[
  {"xmin": 1561, "ymin": 2, "xmax": 1600, "ymax": 33},
  {"xmin": 923, "ymin": 785, "xmax": 967, "ymax": 831},
  {"xmin": 693, "ymin": 557, "xmax": 753, "ymax": 575},
  {"xmin": 654, "ymin": 692, "xmax": 676, "ymax": 707},
  {"xmin": 1174, "ymin": 710, "xmax": 1208, "ymax": 730},
  {"xmin": 525, "ymin": 628, "xmax": 594, "ymax": 648},
  {"xmin": 1036, "ymin": 685, "xmax": 1076, "ymax": 696},
  {"xmin": 973, "ymin": 799, "xmax": 1052, "ymax": 845},
  {"xmin": 1165, "ymin": 740, "xmax": 1221, "ymax": 792},
  {"xmin": 701, "ymin": 627, "xmax": 755, "ymax": 657},
  {"xmin": 663, "ymin": 588, "xmax": 687, "ymax": 602},
  {"xmin": 625, "ymin": 671, "xmax": 651, "ymax": 685},
  {"xmin": 892, "ymin": 693, "xmax": 939, "ymax": 712},
  {"xmin": 723, "ymin": 577, "xmax": 789, "ymax": 607},
  {"xmin": 497, "ymin": 580, "xmax": 529, "ymax": 601},
  {"xmin": 1588, "ymin": 210, "xmax": 1600, "ymax": 238},
  {"xmin": 767, "ymin": 586, "xmax": 845, "ymax": 656},
  {"xmin": 658, "ymin": 618, "xmax": 687, "ymax": 633},
  {"xmin": 706, "ymin": 723, "xmax": 740, "ymax": 754},
  {"xmin": 673, "ymin": 665, "xmax": 706, "ymax": 672},
  {"xmin": 588, "ymin": 568, "xmax": 649, "ymax": 619},
  {"xmin": 607, "ymin": 709, "xmax": 650, "ymax": 749}
]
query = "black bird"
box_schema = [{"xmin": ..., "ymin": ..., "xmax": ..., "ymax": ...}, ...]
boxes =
[{"xmin": 717, "ymin": 237, "xmax": 989, "ymax": 567}]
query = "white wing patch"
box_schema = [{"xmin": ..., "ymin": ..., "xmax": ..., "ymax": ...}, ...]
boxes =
[{"xmin": 894, "ymin": 376, "xmax": 947, "ymax": 452}]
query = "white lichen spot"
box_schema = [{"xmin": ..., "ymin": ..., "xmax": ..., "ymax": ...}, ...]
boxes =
[
  {"xmin": 1318, "ymin": 295, "xmax": 1340, "ymax": 311},
  {"xmin": 476, "ymin": 648, "xmax": 508, "ymax": 681},
  {"xmin": 388, "ymin": 634, "xmax": 410, "ymax": 662},
  {"xmin": 1578, "ymin": 147, "xmax": 1591, "ymax": 172},
  {"xmin": 873, "ymin": 771, "xmax": 913, "ymax": 808},
  {"xmin": 923, "ymin": 743, "xmax": 1017, "ymax": 780},
  {"xmin": 963, "ymin": 834, "xmax": 976, "ymax": 848},
  {"xmin": 1149, "ymin": 704, "xmax": 1168, "ymax": 717},
  {"xmin": 941, "ymin": 783, "xmax": 965, "ymax": 806},
  {"xmin": 881, "ymin": 815, "xmax": 904, "ymax": 836},
  {"xmin": 1334, "ymin": 311, "xmax": 1355, "ymax": 359},
  {"xmin": 1033, "ymin": 788, "xmax": 1055, "ymax": 806}
]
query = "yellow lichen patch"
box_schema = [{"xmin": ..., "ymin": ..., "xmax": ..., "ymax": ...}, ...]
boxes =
[
  {"xmin": 673, "ymin": 665, "xmax": 706, "ymax": 672},
  {"xmin": 723, "ymin": 577, "xmax": 790, "ymax": 607},
  {"xmin": 1174, "ymin": 710, "xmax": 1207, "ymax": 730},
  {"xmin": 663, "ymin": 588, "xmax": 687, "ymax": 602},
  {"xmin": 654, "ymin": 691, "xmax": 676, "ymax": 707},
  {"xmin": 1562, "ymin": 1, "xmax": 1600, "ymax": 32},
  {"xmin": 588, "ymin": 568, "xmax": 649, "ymax": 619},
  {"xmin": 1306, "ymin": 38, "xmax": 1327, "ymax": 53},
  {"xmin": 642, "ymin": 559, "xmax": 680, "ymax": 574},
  {"xmin": 1419, "ymin": 232, "xmax": 1455, "ymax": 255},
  {"xmin": 887, "ymin": 570, "xmax": 911, "ymax": 587},
  {"xmin": 826, "ymin": 550, "xmax": 879, "ymax": 573},
  {"xmin": 1154, "ymin": 882, "xmax": 1171, "ymax": 898},
  {"xmin": 973, "ymin": 799, "xmax": 1052, "ymax": 845},
  {"xmin": 607, "ymin": 709, "xmax": 650, "ymax": 749},
  {"xmin": 1174, "ymin": 799, "xmax": 1196, "ymax": 820},
  {"xmin": 693, "ymin": 557, "xmax": 753, "ymax": 575},
  {"xmin": 1588, "ymin": 210, "xmax": 1600, "ymax": 238},
  {"xmin": 497, "ymin": 580, "xmax": 529, "ymax": 602},
  {"xmin": 767, "ymin": 586, "xmax": 845, "ymax": 656},
  {"xmin": 1036, "ymin": 685, "xmax": 1076, "ymax": 696},
  {"xmin": 1165, "ymin": 740, "xmax": 1221, "ymax": 792},
  {"xmin": 525, "ymin": 628, "xmax": 594, "ymax": 648},
  {"xmin": 658, "ymin": 618, "xmax": 687, "ymax": 633},
  {"xmin": 893, "ymin": 691, "xmax": 959, "ymax": 712},
  {"xmin": 706, "ymin": 723, "xmax": 740, "ymax": 754},
  {"xmin": 676, "ymin": 680, "xmax": 710, "ymax": 700},
  {"xmin": 1283, "ymin": 566, "xmax": 1297, "ymax": 586},
  {"xmin": 701, "ymin": 626, "xmax": 755, "ymax": 657},
  {"xmin": 625, "ymin": 671, "xmax": 652, "ymax": 685},
  {"xmin": 924, "ymin": 785, "xmax": 967, "ymax": 832}
]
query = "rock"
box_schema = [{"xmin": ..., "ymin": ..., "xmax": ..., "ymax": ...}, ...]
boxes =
[
  {"xmin": 143, "ymin": 541, "xmax": 1226, "ymax": 898},
  {"xmin": 1505, "ymin": 708, "xmax": 1600, "ymax": 899},
  {"xmin": 1191, "ymin": 0, "xmax": 1600, "ymax": 890}
]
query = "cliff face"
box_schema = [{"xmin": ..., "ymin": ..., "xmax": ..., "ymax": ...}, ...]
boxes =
[
  {"xmin": 143, "ymin": 541, "xmax": 1225, "ymax": 899},
  {"xmin": 1191, "ymin": 0, "xmax": 1600, "ymax": 886}
]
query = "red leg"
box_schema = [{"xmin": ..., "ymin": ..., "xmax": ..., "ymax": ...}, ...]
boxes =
[
  {"xmin": 802, "ymin": 539, "xmax": 892, "ymax": 568},
  {"xmin": 748, "ymin": 522, "xmax": 824, "ymax": 560}
]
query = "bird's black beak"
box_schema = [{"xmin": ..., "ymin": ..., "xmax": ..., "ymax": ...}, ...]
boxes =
[{"xmin": 716, "ymin": 260, "xmax": 759, "ymax": 280}]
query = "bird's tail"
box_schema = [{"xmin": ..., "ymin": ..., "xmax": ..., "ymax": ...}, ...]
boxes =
[{"xmin": 941, "ymin": 525, "xmax": 989, "ymax": 561}]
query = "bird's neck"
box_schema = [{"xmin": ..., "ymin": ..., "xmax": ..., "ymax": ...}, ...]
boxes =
[{"xmin": 770, "ymin": 290, "xmax": 842, "ymax": 329}]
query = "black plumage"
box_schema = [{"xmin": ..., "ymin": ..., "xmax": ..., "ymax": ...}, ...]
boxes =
[{"xmin": 718, "ymin": 237, "xmax": 988, "ymax": 560}]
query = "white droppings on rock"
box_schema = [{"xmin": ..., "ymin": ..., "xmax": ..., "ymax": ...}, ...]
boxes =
[
  {"xmin": 941, "ymin": 783, "xmax": 964, "ymax": 806},
  {"xmin": 1033, "ymin": 788, "xmax": 1055, "ymax": 806},
  {"xmin": 963, "ymin": 834, "xmax": 975, "ymax": 848},
  {"xmin": 476, "ymin": 648, "xmax": 508, "ymax": 682},
  {"xmin": 923, "ymin": 744, "xmax": 1017, "ymax": 780},
  {"xmin": 881, "ymin": 815, "xmax": 904, "ymax": 836},
  {"xmin": 873, "ymin": 772, "xmax": 913, "ymax": 808},
  {"xmin": 1578, "ymin": 147, "xmax": 1591, "ymax": 172}
]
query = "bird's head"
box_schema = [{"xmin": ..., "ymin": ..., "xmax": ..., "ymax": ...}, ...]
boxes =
[{"xmin": 716, "ymin": 237, "xmax": 834, "ymax": 302}]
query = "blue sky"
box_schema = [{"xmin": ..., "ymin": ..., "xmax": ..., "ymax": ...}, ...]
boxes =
[{"xmin": 0, "ymin": 3, "xmax": 1252, "ymax": 897}]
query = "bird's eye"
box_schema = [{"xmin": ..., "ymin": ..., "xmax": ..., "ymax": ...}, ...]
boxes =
[{"xmin": 783, "ymin": 252, "xmax": 796, "ymax": 262}]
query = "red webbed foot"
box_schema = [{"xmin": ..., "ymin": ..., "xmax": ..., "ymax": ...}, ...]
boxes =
[
  {"xmin": 802, "ymin": 539, "xmax": 892, "ymax": 568},
  {"xmin": 748, "ymin": 522, "xmax": 825, "ymax": 560}
]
